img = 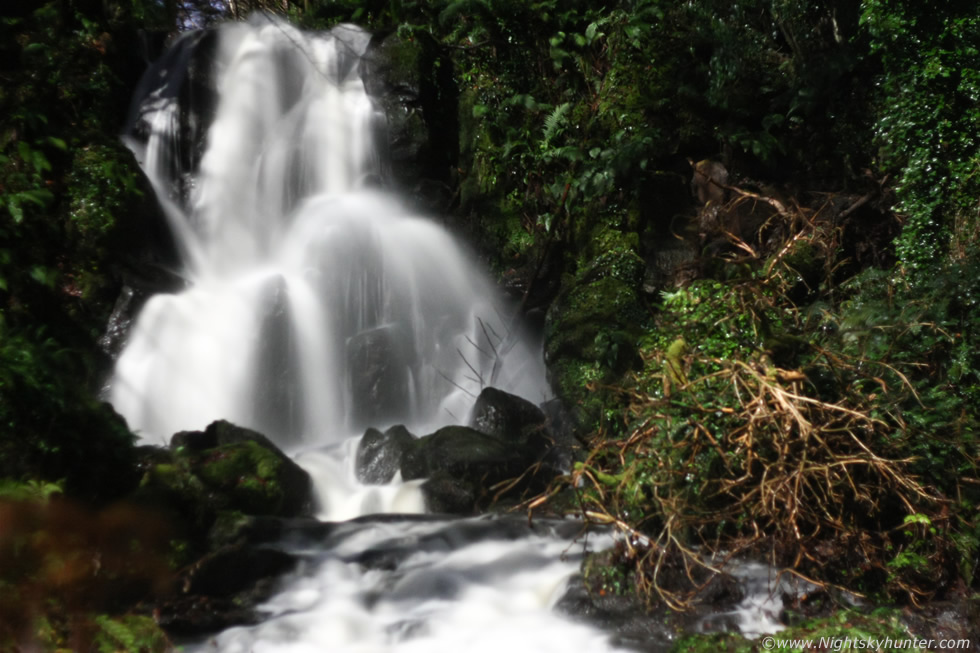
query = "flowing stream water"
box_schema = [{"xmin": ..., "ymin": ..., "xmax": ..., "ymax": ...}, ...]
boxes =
[{"xmin": 110, "ymin": 17, "xmax": 632, "ymax": 652}]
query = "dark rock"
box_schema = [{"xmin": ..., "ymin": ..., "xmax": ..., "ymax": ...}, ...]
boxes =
[
  {"xmin": 209, "ymin": 512, "xmax": 336, "ymax": 551},
  {"xmin": 356, "ymin": 425, "xmax": 418, "ymax": 484},
  {"xmin": 153, "ymin": 594, "xmax": 260, "ymax": 637},
  {"xmin": 182, "ymin": 543, "xmax": 297, "ymax": 598},
  {"xmin": 155, "ymin": 546, "xmax": 296, "ymax": 637},
  {"xmin": 346, "ymin": 325, "xmax": 414, "ymax": 430},
  {"xmin": 362, "ymin": 31, "xmax": 458, "ymax": 214},
  {"xmin": 400, "ymin": 425, "xmax": 522, "ymax": 483},
  {"xmin": 556, "ymin": 577, "xmax": 677, "ymax": 653},
  {"xmin": 399, "ymin": 425, "xmax": 532, "ymax": 514},
  {"xmin": 421, "ymin": 471, "xmax": 478, "ymax": 514},
  {"xmin": 171, "ymin": 429, "xmax": 217, "ymax": 452},
  {"xmin": 468, "ymin": 386, "xmax": 547, "ymax": 447}
]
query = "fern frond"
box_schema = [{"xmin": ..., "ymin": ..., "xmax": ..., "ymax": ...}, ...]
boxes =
[{"xmin": 542, "ymin": 102, "xmax": 571, "ymax": 145}]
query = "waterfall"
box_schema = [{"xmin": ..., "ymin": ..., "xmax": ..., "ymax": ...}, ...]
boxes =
[
  {"xmin": 106, "ymin": 17, "xmax": 787, "ymax": 652},
  {"xmin": 111, "ymin": 17, "xmax": 547, "ymax": 449}
]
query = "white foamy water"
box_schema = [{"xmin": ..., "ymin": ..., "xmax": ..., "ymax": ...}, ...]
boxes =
[
  {"xmin": 189, "ymin": 517, "xmax": 622, "ymax": 653},
  {"xmin": 112, "ymin": 18, "xmax": 547, "ymax": 449},
  {"xmin": 113, "ymin": 16, "xmax": 628, "ymax": 653}
]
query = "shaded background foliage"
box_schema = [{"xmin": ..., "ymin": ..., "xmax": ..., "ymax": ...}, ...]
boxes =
[{"xmin": 0, "ymin": 0, "xmax": 977, "ymax": 635}]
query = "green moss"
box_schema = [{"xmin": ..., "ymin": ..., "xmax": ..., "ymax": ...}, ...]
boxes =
[
  {"xmin": 195, "ymin": 441, "xmax": 286, "ymax": 515},
  {"xmin": 671, "ymin": 632, "xmax": 752, "ymax": 653},
  {"xmin": 208, "ymin": 510, "xmax": 251, "ymax": 550},
  {"xmin": 671, "ymin": 608, "xmax": 927, "ymax": 653}
]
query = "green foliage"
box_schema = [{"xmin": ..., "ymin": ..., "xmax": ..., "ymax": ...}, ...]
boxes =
[
  {"xmin": 0, "ymin": 2, "xmax": 150, "ymax": 501},
  {"xmin": 572, "ymin": 243, "xmax": 979, "ymax": 602},
  {"xmin": 68, "ymin": 143, "xmax": 141, "ymax": 244},
  {"xmin": 0, "ymin": 478, "xmax": 64, "ymax": 501},
  {"xmin": 861, "ymin": 0, "xmax": 980, "ymax": 272},
  {"xmin": 0, "ymin": 322, "xmax": 138, "ymax": 501},
  {"xmin": 93, "ymin": 614, "xmax": 169, "ymax": 653},
  {"xmin": 671, "ymin": 608, "xmax": 928, "ymax": 653}
]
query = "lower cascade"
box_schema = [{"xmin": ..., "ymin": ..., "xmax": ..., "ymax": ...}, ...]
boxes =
[{"xmin": 110, "ymin": 16, "xmax": 628, "ymax": 652}]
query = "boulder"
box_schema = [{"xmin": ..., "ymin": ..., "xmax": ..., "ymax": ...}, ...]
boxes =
[
  {"xmin": 468, "ymin": 387, "xmax": 549, "ymax": 458},
  {"xmin": 400, "ymin": 425, "xmax": 523, "ymax": 483},
  {"xmin": 180, "ymin": 543, "xmax": 297, "ymax": 598},
  {"xmin": 421, "ymin": 471, "xmax": 477, "ymax": 514},
  {"xmin": 399, "ymin": 425, "xmax": 529, "ymax": 514},
  {"xmin": 356, "ymin": 424, "xmax": 418, "ymax": 484},
  {"xmin": 138, "ymin": 420, "xmax": 314, "ymax": 547},
  {"xmin": 187, "ymin": 420, "xmax": 313, "ymax": 518}
]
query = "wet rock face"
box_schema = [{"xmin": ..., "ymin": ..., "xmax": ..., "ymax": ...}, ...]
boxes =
[
  {"xmin": 400, "ymin": 425, "xmax": 524, "ymax": 484},
  {"xmin": 468, "ymin": 386, "xmax": 547, "ymax": 446},
  {"xmin": 132, "ymin": 423, "xmax": 320, "ymax": 638},
  {"xmin": 352, "ymin": 388, "xmax": 566, "ymax": 514},
  {"xmin": 362, "ymin": 31, "xmax": 459, "ymax": 214},
  {"xmin": 346, "ymin": 326, "xmax": 413, "ymax": 431},
  {"xmin": 356, "ymin": 425, "xmax": 418, "ymax": 485}
]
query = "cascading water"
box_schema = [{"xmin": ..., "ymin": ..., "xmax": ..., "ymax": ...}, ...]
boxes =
[
  {"xmin": 112, "ymin": 16, "xmax": 799, "ymax": 650},
  {"xmin": 113, "ymin": 18, "xmax": 546, "ymax": 450},
  {"xmin": 111, "ymin": 16, "xmax": 634, "ymax": 653}
]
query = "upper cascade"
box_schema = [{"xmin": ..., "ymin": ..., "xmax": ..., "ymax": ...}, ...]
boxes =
[{"xmin": 111, "ymin": 17, "xmax": 548, "ymax": 448}]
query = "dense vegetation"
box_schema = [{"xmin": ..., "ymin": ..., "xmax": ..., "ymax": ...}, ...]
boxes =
[{"xmin": 1, "ymin": 0, "xmax": 977, "ymax": 648}]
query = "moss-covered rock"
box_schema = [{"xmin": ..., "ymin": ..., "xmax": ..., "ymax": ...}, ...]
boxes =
[
  {"xmin": 133, "ymin": 420, "xmax": 314, "ymax": 564},
  {"xmin": 543, "ymin": 232, "xmax": 647, "ymax": 429}
]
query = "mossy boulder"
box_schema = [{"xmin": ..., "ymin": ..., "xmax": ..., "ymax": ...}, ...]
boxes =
[
  {"xmin": 399, "ymin": 425, "xmax": 530, "ymax": 513},
  {"xmin": 192, "ymin": 440, "xmax": 300, "ymax": 516},
  {"xmin": 544, "ymin": 272, "xmax": 645, "ymax": 429},
  {"xmin": 134, "ymin": 421, "xmax": 314, "ymax": 547},
  {"xmin": 182, "ymin": 420, "xmax": 313, "ymax": 518}
]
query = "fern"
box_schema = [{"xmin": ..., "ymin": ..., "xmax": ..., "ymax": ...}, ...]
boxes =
[
  {"xmin": 94, "ymin": 615, "xmax": 168, "ymax": 653},
  {"xmin": 542, "ymin": 102, "xmax": 571, "ymax": 146}
]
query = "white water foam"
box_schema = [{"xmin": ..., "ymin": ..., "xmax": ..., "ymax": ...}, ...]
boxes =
[
  {"xmin": 113, "ymin": 16, "xmax": 627, "ymax": 653},
  {"xmin": 190, "ymin": 518, "xmax": 622, "ymax": 653},
  {"xmin": 112, "ymin": 18, "xmax": 547, "ymax": 449}
]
